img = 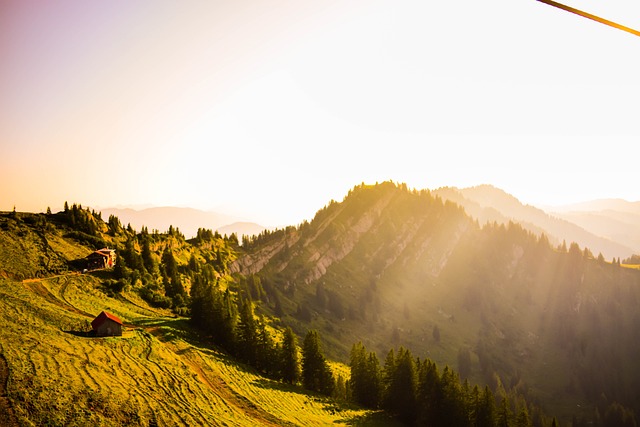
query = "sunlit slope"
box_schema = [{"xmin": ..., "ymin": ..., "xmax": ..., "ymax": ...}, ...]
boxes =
[
  {"xmin": 0, "ymin": 210, "xmax": 115, "ymax": 280},
  {"xmin": 236, "ymin": 182, "xmax": 640, "ymax": 421},
  {"xmin": 0, "ymin": 275, "xmax": 388, "ymax": 426}
]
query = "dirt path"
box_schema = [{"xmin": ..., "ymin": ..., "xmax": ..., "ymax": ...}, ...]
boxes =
[
  {"xmin": 24, "ymin": 279, "xmax": 93, "ymax": 318},
  {"xmin": 0, "ymin": 353, "xmax": 18, "ymax": 427}
]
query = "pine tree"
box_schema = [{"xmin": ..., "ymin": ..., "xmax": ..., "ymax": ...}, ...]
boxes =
[
  {"xmin": 350, "ymin": 343, "xmax": 368, "ymax": 405},
  {"xmin": 440, "ymin": 366, "xmax": 468, "ymax": 426},
  {"xmin": 255, "ymin": 316, "xmax": 275, "ymax": 375},
  {"xmin": 280, "ymin": 327, "xmax": 301, "ymax": 384},
  {"xmin": 302, "ymin": 330, "xmax": 333, "ymax": 395},
  {"xmin": 141, "ymin": 233, "xmax": 157, "ymax": 274},
  {"xmin": 516, "ymin": 404, "xmax": 531, "ymax": 427},
  {"xmin": 497, "ymin": 396, "xmax": 512, "ymax": 427},
  {"xmin": 350, "ymin": 343, "xmax": 382, "ymax": 408},
  {"xmin": 476, "ymin": 386, "xmax": 496, "ymax": 427},
  {"xmin": 382, "ymin": 347, "xmax": 417, "ymax": 424},
  {"xmin": 433, "ymin": 324, "xmax": 441, "ymax": 343},
  {"xmin": 237, "ymin": 298, "xmax": 258, "ymax": 366}
]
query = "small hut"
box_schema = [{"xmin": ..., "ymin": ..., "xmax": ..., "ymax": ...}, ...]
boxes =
[
  {"xmin": 85, "ymin": 248, "xmax": 116, "ymax": 270},
  {"xmin": 91, "ymin": 311, "xmax": 123, "ymax": 337}
]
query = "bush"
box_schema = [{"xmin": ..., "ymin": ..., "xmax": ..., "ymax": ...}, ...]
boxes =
[{"xmin": 140, "ymin": 287, "xmax": 173, "ymax": 308}]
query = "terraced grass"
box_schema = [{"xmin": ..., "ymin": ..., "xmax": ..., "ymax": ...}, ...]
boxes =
[{"xmin": 0, "ymin": 276, "xmax": 390, "ymax": 426}]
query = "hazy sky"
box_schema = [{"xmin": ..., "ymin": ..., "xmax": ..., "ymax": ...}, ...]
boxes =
[{"xmin": 2, "ymin": 0, "xmax": 639, "ymax": 226}]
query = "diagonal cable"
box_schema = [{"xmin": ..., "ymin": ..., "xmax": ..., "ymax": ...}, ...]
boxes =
[{"xmin": 536, "ymin": 0, "xmax": 640, "ymax": 37}]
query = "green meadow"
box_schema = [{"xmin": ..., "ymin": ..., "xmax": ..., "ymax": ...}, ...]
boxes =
[{"xmin": 0, "ymin": 274, "xmax": 395, "ymax": 426}]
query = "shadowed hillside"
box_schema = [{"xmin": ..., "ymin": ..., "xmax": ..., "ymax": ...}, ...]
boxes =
[{"xmin": 235, "ymin": 182, "xmax": 640, "ymax": 424}]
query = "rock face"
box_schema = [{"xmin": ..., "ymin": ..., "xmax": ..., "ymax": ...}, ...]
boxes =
[{"xmin": 232, "ymin": 182, "xmax": 472, "ymax": 289}]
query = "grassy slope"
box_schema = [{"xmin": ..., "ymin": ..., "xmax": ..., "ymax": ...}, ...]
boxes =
[{"xmin": 0, "ymin": 274, "xmax": 398, "ymax": 426}]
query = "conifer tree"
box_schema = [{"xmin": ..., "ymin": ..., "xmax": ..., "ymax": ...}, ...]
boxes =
[
  {"xmin": 280, "ymin": 327, "xmax": 301, "ymax": 384},
  {"xmin": 141, "ymin": 233, "xmax": 157, "ymax": 274},
  {"xmin": 350, "ymin": 343, "xmax": 382, "ymax": 408},
  {"xmin": 255, "ymin": 316, "xmax": 276, "ymax": 375},
  {"xmin": 302, "ymin": 330, "xmax": 333, "ymax": 395},
  {"xmin": 476, "ymin": 386, "xmax": 496, "ymax": 427},
  {"xmin": 497, "ymin": 396, "xmax": 512, "ymax": 427},
  {"xmin": 516, "ymin": 404, "xmax": 531, "ymax": 427},
  {"xmin": 382, "ymin": 347, "xmax": 417, "ymax": 424},
  {"xmin": 237, "ymin": 298, "xmax": 258, "ymax": 366},
  {"xmin": 416, "ymin": 359, "xmax": 442, "ymax": 426}
]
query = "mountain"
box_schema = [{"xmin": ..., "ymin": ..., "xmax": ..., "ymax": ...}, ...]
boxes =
[
  {"xmin": 99, "ymin": 207, "xmax": 265, "ymax": 239},
  {"xmin": 432, "ymin": 185, "xmax": 635, "ymax": 260},
  {"xmin": 548, "ymin": 199, "xmax": 640, "ymax": 257},
  {"xmin": 234, "ymin": 182, "xmax": 640, "ymax": 423}
]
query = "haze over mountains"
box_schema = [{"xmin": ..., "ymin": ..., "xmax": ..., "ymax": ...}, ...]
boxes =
[
  {"xmin": 433, "ymin": 185, "xmax": 638, "ymax": 260},
  {"xmin": 549, "ymin": 200, "xmax": 640, "ymax": 257},
  {"xmin": 99, "ymin": 207, "xmax": 268, "ymax": 240}
]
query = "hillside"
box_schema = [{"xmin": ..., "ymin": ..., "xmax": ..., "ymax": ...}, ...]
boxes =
[
  {"xmin": 0, "ymin": 274, "xmax": 393, "ymax": 426},
  {"xmin": 235, "ymin": 182, "xmax": 640, "ymax": 424},
  {"xmin": 0, "ymin": 209, "xmax": 395, "ymax": 426}
]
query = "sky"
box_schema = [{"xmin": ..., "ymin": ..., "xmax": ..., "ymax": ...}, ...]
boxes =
[{"xmin": 1, "ymin": 0, "xmax": 639, "ymax": 226}]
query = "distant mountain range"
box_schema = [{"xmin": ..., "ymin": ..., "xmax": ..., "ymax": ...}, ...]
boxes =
[
  {"xmin": 98, "ymin": 207, "xmax": 268, "ymax": 239},
  {"xmin": 433, "ymin": 185, "xmax": 637, "ymax": 259},
  {"xmin": 548, "ymin": 199, "xmax": 640, "ymax": 258},
  {"xmin": 99, "ymin": 187, "xmax": 638, "ymax": 258}
]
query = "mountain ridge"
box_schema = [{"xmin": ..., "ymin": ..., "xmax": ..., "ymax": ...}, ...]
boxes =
[
  {"xmin": 433, "ymin": 185, "xmax": 636, "ymax": 259},
  {"xmin": 234, "ymin": 182, "xmax": 640, "ymax": 422}
]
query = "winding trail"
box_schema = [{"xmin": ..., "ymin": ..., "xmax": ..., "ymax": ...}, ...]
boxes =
[{"xmin": 23, "ymin": 278, "xmax": 93, "ymax": 318}]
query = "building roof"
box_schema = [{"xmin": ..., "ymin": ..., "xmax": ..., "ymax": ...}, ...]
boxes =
[
  {"xmin": 91, "ymin": 311, "xmax": 123, "ymax": 329},
  {"xmin": 88, "ymin": 248, "xmax": 114, "ymax": 258}
]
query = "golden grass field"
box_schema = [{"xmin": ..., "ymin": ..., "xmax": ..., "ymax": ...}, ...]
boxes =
[{"xmin": 0, "ymin": 274, "xmax": 397, "ymax": 426}]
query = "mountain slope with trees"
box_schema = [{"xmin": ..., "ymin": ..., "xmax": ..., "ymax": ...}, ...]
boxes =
[
  {"xmin": 234, "ymin": 182, "xmax": 640, "ymax": 424},
  {"xmin": 3, "ymin": 202, "xmax": 558, "ymax": 426}
]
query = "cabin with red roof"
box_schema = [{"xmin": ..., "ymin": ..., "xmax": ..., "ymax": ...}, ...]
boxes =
[
  {"xmin": 86, "ymin": 248, "xmax": 116, "ymax": 270},
  {"xmin": 91, "ymin": 311, "xmax": 123, "ymax": 337}
]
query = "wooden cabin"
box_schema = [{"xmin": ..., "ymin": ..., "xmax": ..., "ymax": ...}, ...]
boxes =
[
  {"xmin": 91, "ymin": 311, "xmax": 123, "ymax": 337},
  {"xmin": 86, "ymin": 248, "xmax": 116, "ymax": 270}
]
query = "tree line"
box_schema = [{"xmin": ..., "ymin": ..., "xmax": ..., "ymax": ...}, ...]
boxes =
[{"xmin": 349, "ymin": 342, "xmax": 560, "ymax": 427}]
